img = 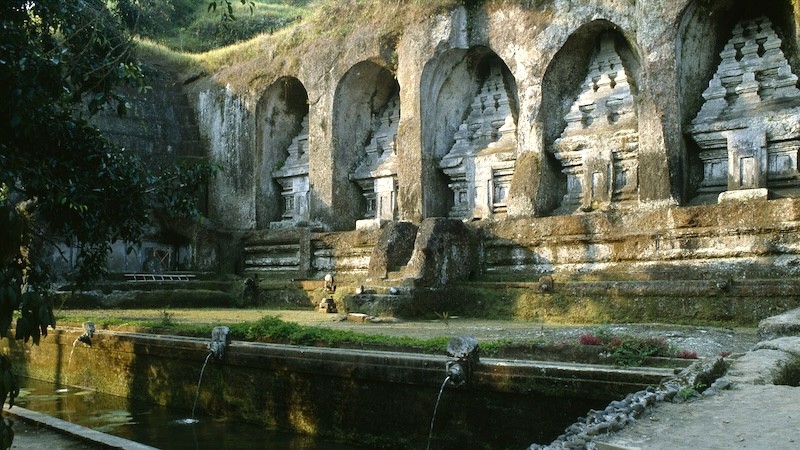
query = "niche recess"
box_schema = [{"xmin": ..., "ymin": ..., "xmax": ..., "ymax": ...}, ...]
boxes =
[
  {"xmin": 256, "ymin": 77, "xmax": 309, "ymax": 228},
  {"xmin": 542, "ymin": 22, "xmax": 642, "ymax": 215},
  {"xmin": 679, "ymin": 0, "xmax": 800, "ymax": 203},
  {"xmin": 420, "ymin": 47, "xmax": 519, "ymax": 220},
  {"xmin": 332, "ymin": 61, "xmax": 400, "ymax": 230}
]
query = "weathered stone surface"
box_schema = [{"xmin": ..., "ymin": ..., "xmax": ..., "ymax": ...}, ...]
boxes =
[
  {"xmin": 688, "ymin": 16, "xmax": 800, "ymax": 201},
  {"xmin": 92, "ymin": 1, "xmax": 800, "ymax": 304},
  {"xmin": 350, "ymin": 94, "xmax": 401, "ymax": 225},
  {"xmin": 176, "ymin": 0, "xmax": 800, "ymax": 231},
  {"xmin": 272, "ymin": 115, "xmax": 310, "ymax": 227},
  {"xmin": 366, "ymin": 221, "xmax": 418, "ymax": 280},
  {"xmin": 759, "ymin": 308, "xmax": 800, "ymax": 340},
  {"xmin": 404, "ymin": 218, "xmax": 478, "ymax": 287},
  {"xmin": 552, "ymin": 33, "xmax": 640, "ymax": 214},
  {"xmin": 439, "ymin": 63, "xmax": 518, "ymax": 220}
]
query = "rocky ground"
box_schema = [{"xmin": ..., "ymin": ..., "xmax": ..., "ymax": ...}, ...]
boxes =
[
  {"xmin": 591, "ymin": 309, "xmax": 800, "ymax": 450},
  {"xmin": 592, "ymin": 338, "xmax": 800, "ymax": 450}
]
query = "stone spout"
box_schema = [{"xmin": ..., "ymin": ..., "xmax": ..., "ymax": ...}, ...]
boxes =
[
  {"xmin": 78, "ymin": 321, "xmax": 95, "ymax": 347},
  {"xmin": 209, "ymin": 326, "xmax": 231, "ymax": 360},
  {"xmin": 445, "ymin": 336, "xmax": 479, "ymax": 387}
]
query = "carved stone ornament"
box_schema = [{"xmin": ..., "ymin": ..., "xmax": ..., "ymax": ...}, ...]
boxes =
[
  {"xmin": 350, "ymin": 94, "xmax": 400, "ymax": 229},
  {"xmin": 271, "ymin": 115, "xmax": 310, "ymax": 228},
  {"xmin": 439, "ymin": 64, "xmax": 518, "ymax": 220},
  {"xmin": 688, "ymin": 17, "xmax": 800, "ymax": 202},
  {"xmin": 552, "ymin": 33, "xmax": 639, "ymax": 214}
]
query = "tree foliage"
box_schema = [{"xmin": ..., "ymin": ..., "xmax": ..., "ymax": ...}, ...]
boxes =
[{"xmin": 0, "ymin": 1, "xmax": 212, "ymax": 343}]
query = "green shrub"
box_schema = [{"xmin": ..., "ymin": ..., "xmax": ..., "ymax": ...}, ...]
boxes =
[
  {"xmin": 578, "ymin": 329, "xmax": 675, "ymax": 367},
  {"xmin": 607, "ymin": 336, "xmax": 670, "ymax": 367}
]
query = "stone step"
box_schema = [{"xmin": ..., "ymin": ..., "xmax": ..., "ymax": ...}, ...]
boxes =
[
  {"xmin": 244, "ymin": 256, "xmax": 300, "ymax": 268},
  {"xmin": 244, "ymin": 243, "xmax": 300, "ymax": 254},
  {"xmin": 386, "ymin": 270, "xmax": 406, "ymax": 280}
]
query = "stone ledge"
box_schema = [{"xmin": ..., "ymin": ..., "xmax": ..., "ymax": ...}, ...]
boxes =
[
  {"xmin": 758, "ymin": 308, "xmax": 800, "ymax": 340},
  {"xmin": 3, "ymin": 404, "xmax": 157, "ymax": 450},
  {"xmin": 718, "ymin": 188, "xmax": 769, "ymax": 203}
]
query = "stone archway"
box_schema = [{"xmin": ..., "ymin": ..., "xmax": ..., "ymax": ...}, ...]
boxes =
[
  {"xmin": 420, "ymin": 47, "xmax": 519, "ymax": 220},
  {"xmin": 332, "ymin": 61, "xmax": 399, "ymax": 230},
  {"xmin": 679, "ymin": 0, "xmax": 800, "ymax": 203},
  {"xmin": 255, "ymin": 77, "xmax": 309, "ymax": 228},
  {"xmin": 541, "ymin": 21, "xmax": 643, "ymax": 215}
]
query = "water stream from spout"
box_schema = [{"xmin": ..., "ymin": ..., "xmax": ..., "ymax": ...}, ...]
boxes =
[
  {"xmin": 191, "ymin": 352, "xmax": 214, "ymax": 422},
  {"xmin": 55, "ymin": 338, "xmax": 82, "ymax": 393},
  {"xmin": 426, "ymin": 375, "xmax": 451, "ymax": 450}
]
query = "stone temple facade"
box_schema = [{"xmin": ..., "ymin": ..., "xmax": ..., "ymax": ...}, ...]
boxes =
[
  {"xmin": 190, "ymin": 0, "xmax": 800, "ymax": 233},
  {"xmin": 272, "ymin": 115, "xmax": 310, "ymax": 227},
  {"xmin": 439, "ymin": 63, "xmax": 518, "ymax": 220},
  {"xmin": 350, "ymin": 94, "xmax": 401, "ymax": 229},
  {"xmin": 94, "ymin": 0, "xmax": 800, "ymax": 320}
]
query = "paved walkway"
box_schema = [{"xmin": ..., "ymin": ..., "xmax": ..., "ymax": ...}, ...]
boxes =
[{"xmin": 595, "ymin": 311, "xmax": 800, "ymax": 450}]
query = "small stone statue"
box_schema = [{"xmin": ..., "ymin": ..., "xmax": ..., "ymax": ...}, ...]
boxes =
[
  {"xmin": 319, "ymin": 273, "xmax": 338, "ymax": 313},
  {"xmin": 323, "ymin": 273, "xmax": 336, "ymax": 293}
]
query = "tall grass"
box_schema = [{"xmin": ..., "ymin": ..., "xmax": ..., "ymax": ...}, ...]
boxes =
[{"xmin": 130, "ymin": 0, "xmax": 312, "ymax": 53}]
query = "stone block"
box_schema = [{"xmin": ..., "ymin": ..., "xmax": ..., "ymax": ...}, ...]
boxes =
[
  {"xmin": 758, "ymin": 308, "xmax": 800, "ymax": 340},
  {"xmin": 718, "ymin": 188, "xmax": 769, "ymax": 203}
]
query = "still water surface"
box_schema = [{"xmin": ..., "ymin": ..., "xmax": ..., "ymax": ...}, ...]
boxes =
[{"xmin": 15, "ymin": 378, "xmax": 365, "ymax": 450}]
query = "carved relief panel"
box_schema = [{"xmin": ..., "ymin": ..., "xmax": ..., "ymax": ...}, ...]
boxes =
[
  {"xmin": 439, "ymin": 64, "xmax": 518, "ymax": 220},
  {"xmin": 271, "ymin": 115, "xmax": 310, "ymax": 227},
  {"xmin": 688, "ymin": 17, "xmax": 800, "ymax": 202},
  {"xmin": 350, "ymin": 95, "xmax": 400, "ymax": 228},
  {"xmin": 551, "ymin": 34, "xmax": 639, "ymax": 214}
]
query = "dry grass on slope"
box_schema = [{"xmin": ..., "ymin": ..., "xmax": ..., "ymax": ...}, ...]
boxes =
[{"xmin": 137, "ymin": 0, "xmax": 465, "ymax": 89}]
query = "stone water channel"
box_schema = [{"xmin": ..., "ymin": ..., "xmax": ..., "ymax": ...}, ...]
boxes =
[{"xmin": 8, "ymin": 326, "xmax": 674, "ymax": 449}]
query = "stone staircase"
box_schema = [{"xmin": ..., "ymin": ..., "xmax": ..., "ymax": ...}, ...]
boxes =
[
  {"xmin": 344, "ymin": 223, "xmax": 417, "ymax": 316},
  {"xmin": 242, "ymin": 229, "xmax": 307, "ymax": 276},
  {"xmin": 310, "ymin": 238, "xmax": 374, "ymax": 278}
]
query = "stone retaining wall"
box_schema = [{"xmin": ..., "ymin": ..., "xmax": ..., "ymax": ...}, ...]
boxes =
[{"xmin": 10, "ymin": 327, "xmax": 671, "ymax": 449}]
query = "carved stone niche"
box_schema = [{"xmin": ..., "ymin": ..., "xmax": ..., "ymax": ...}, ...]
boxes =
[
  {"xmin": 688, "ymin": 17, "xmax": 800, "ymax": 203},
  {"xmin": 439, "ymin": 64, "xmax": 518, "ymax": 220},
  {"xmin": 551, "ymin": 34, "xmax": 639, "ymax": 214},
  {"xmin": 271, "ymin": 115, "xmax": 310, "ymax": 228},
  {"xmin": 350, "ymin": 95, "xmax": 400, "ymax": 230}
]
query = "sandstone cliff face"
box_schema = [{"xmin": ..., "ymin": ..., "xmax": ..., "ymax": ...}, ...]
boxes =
[
  {"xmin": 185, "ymin": 0, "xmax": 800, "ymax": 232},
  {"xmin": 128, "ymin": 0, "xmax": 800, "ymax": 292}
]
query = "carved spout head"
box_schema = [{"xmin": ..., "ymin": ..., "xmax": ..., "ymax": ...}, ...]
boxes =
[
  {"xmin": 209, "ymin": 326, "xmax": 231, "ymax": 360},
  {"xmin": 83, "ymin": 321, "xmax": 95, "ymax": 338},
  {"xmin": 446, "ymin": 361, "xmax": 466, "ymax": 387},
  {"xmin": 445, "ymin": 336, "xmax": 480, "ymax": 387}
]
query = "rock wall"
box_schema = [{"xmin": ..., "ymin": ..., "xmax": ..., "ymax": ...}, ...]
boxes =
[
  {"xmin": 187, "ymin": 0, "xmax": 800, "ymax": 231},
  {"xmin": 100, "ymin": 1, "xmax": 800, "ymax": 301},
  {"xmin": 15, "ymin": 327, "xmax": 665, "ymax": 449}
]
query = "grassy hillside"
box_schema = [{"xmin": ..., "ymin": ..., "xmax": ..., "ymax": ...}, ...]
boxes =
[
  {"xmin": 135, "ymin": 0, "xmax": 466, "ymax": 81},
  {"xmin": 123, "ymin": 0, "xmax": 313, "ymax": 53}
]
